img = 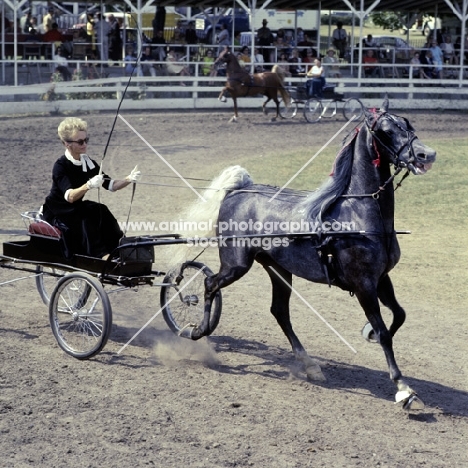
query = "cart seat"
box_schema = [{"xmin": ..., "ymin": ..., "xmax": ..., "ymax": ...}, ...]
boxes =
[
  {"xmin": 22, "ymin": 211, "xmax": 62, "ymax": 240},
  {"xmin": 28, "ymin": 221, "xmax": 62, "ymax": 239}
]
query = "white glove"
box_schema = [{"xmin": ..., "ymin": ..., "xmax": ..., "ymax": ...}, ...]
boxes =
[
  {"xmin": 86, "ymin": 174, "xmax": 103, "ymax": 189},
  {"xmin": 127, "ymin": 165, "xmax": 142, "ymax": 182}
]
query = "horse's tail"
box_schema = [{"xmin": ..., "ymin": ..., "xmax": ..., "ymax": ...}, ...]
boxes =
[
  {"xmin": 170, "ymin": 165, "xmax": 252, "ymax": 265},
  {"xmin": 271, "ymin": 65, "xmax": 290, "ymax": 107},
  {"xmin": 271, "ymin": 64, "xmax": 285, "ymax": 80}
]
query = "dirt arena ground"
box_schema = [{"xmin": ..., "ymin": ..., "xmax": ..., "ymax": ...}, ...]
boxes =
[{"xmin": 0, "ymin": 108, "xmax": 467, "ymax": 467}]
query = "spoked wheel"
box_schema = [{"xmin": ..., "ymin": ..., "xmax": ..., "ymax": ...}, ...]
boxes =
[
  {"xmin": 279, "ymin": 98, "xmax": 298, "ymax": 119},
  {"xmin": 343, "ymin": 98, "xmax": 364, "ymax": 122},
  {"xmin": 36, "ymin": 265, "xmax": 66, "ymax": 305},
  {"xmin": 49, "ymin": 272, "xmax": 112, "ymax": 359},
  {"xmin": 303, "ymin": 98, "xmax": 324, "ymax": 123},
  {"xmin": 160, "ymin": 261, "xmax": 222, "ymax": 336}
]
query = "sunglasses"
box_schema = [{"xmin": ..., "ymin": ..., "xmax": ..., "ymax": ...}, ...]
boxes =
[{"xmin": 67, "ymin": 137, "xmax": 89, "ymax": 145}]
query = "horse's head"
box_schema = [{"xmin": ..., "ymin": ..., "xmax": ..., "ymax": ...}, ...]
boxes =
[
  {"xmin": 365, "ymin": 99, "xmax": 436, "ymax": 175},
  {"xmin": 214, "ymin": 46, "xmax": 232, "ymax": 65}
]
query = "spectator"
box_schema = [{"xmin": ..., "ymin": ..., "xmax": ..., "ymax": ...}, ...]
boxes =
[
  {"xmin": 201, "ymin": 49, "xmax": 217, "ymax": 84},
  {"xmin": 271, "ymin": 36, "xmax": 288, "ymax": 63},
  {"xmin": 152, "ymin": 6, "xmax": 166, "ymax": 38},
  {"xmin": 302, "ymin": 48, "xmax": 317, "ymax": 71},
  {"xmin": 239, "ymin": 46, "xmax": 251, "ymax": 64},
  {"xmin": 173, "ymin": 20, "xmax": 184, "ymax": 43},
  {"xmin": 42, "ymin": 7, "xmax": 54, "ymax": 33},
  {"xmin": 420, "ymin": 50, "xmax": 437, "ymax": 79},
  {"xmin": 29, "ymin": 16, "xmax": 39, "ymax": 33},
  {"xmin": 233, "ymin": 32, "xmax": 241, "ymax": 46},
  {"xmin": 151, "ymin": 29, "xmax": 167, "ymax": 61},
  {"xmin": 53, "ymin": 46, "xmax": 72, "ymax": 81},
  {"xmin": 306, "ymin": 58, "xmax": 325, "ymax": 98},
  {"xmin": 276, "ymin": 52, "xmax": 291, "ymax": 78},
  {"xmin": 409, "ymin": 52, "xmax": 424, "ymax": 78},
  {"xmin": 363, "ymin": 49, "xmax": 381, "ymax": 78},
  {"xmin": 441, "ymin": 35, "xmax": 457, "ymax": 65},
  {"xmin": 332, "ymin": 21, "xmax": 347, "ymax": 58},
  {"xmin": 94, "ymin": 12, "xmax": 110, "ymax": 64},
  {"xmin": 429, "ymin": 40, "xmax": 444, "ymax": 77},
  {"xmin": 108, "ymin": 14, "xmax": 122, "ymax": 62},
  {"xmin": 298, "ymin": 34, "xmax": 315, "ymax": 48},
  {"xmin": 253, "ymin": 47, "xmax": 265, "ymax": 72},
  {"xmin": 217, "ymin": 23, "xmax": 230, "ymax": 47},
  {"xmin": 166, "ymin": 48, "xmax": 190, "ymax": 86},
  {"xmin": 43, "ymin": 22, "xmax": 63, "ymax": 43},
  {"xmin": 323, "ymin": 48, "xmax": 341, "ymax": 78},
  {"xmin": 141, "ymin": 45, "xmax": 157, "ymax": 77},
  {"xmin": 86, "ymin": 13, "xmax": 97, "ymax": 59},
  {"xmin": 288, "ymin": 48, "xmax": 304, "ymax": 77},
  {"xmin": 276, "ymin": 28, "xmax": 285, "ymax": 41},
  {"xmin": 185, "ymin": 21, "xmax": 197, "ymax": 45},
  {"xmin": 363, "ymin": 34, "xmax": 377, "ymax": 49},
  {"xmin": 257, "ymin": 18, "xmax": 273, "ymax": 63},
  {"xmin": 124, "ymin": 46, "xmax": 142, "ymax": 76},
  {"xmin": 20, "ymin": 10, "xmax": 32, "ymax": 33},
  {"xmin": 296, "ymin": 27, "xmax": 305, "ymax": 44}
]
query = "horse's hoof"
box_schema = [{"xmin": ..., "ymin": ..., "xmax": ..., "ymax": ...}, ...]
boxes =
[
  {"xmin": 395, "ymin": 390, "xmax": 425, "ymax": 411},
  {"xmin": 302, "ymin": 355, "xmax": 326, "ymax": 382},
  {"xmin": 229, "ymin": 116, "xmax": 238, "ymax": 123},
  {"xmin": 219, "ymin": 96, "xmax": 227, "ymax": 103},
  {"xmin": 306, "ymin": 364, "xmax": 326, "ymax": 382},
  {"xmin": 362, "ymin": 322, "xmax": 378, "ymax": 343},
  {"xmin": 178, "ymin": 324, "xmax": 205, "ymax": 341}
]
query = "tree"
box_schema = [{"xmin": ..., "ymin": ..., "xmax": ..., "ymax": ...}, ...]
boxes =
[{"xmin": 370, "ymin": 12, "xmax": 404, "ymax": 31}]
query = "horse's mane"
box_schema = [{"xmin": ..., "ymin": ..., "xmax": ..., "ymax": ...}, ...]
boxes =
[{"xmin": 298, "ymin": 129, "xmax": 359, "ymax": 221}]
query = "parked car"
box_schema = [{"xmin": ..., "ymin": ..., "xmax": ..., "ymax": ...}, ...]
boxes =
[{"xmin": 354, "ymin": 35, "xmax": 413, "ymax": 62}]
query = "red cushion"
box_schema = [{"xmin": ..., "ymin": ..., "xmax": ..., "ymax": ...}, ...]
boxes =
[{"xmin": 28, "ymin": 221, "xmax": 62, "ymax": 239}]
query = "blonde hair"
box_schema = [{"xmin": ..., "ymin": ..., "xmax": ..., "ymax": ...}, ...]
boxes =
[{"xmin": 58, "ymin": 117, "xmax": 87, "ymax": 142}]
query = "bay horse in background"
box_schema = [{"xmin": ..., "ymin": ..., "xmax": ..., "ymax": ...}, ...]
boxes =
[
  {"xmin": 177, "ymin": 99, "xmax": 436, "ymax": 410},
  {"xmin": 215, "ymin": 47, "xmax": 290, "ymax": 122}
]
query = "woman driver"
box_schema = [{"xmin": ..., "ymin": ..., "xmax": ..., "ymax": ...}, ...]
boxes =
[{"xmin": 42, "ymin": 117, "xmax": 141, "ymax": 259}]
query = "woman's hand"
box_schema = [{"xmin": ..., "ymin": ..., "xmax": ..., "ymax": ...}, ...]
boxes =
[
  {"xmin": 126, "ymin": 165, "xmax": 142, "ymax": 182},
  {"xmin": 87, "ymin": 174, "xmax": 103, "ymax": 189}
]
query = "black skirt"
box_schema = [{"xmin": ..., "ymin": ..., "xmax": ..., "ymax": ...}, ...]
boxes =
[{"xmin": 45, "ymin": 200, "xmax": 123, "ymax": 259}]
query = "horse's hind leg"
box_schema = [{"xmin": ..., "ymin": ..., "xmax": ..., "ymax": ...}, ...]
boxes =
[
  {"xmin": 258, "ymin": 256, "xmax": 326, "ymax": 381},
  {"xmin": 262, "ymin": 97, "xmax": 276, "ymax": 121},
  {"xmin": 190, "ymin": 251, "xmax": 255, "ymax": 340}
]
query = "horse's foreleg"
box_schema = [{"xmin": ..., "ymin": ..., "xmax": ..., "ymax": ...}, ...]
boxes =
[
  {"xmin": 259, "ymin": 258, "xmax": 325, "ymax": 381},
  {"xmin": 377, "ymin": 274, "xmax": 406, "ymax": 336},
  {"xmin": 230, "ymin": 97, "xmax": 238, "ymax": 122},
  {"xmin": 218, "ymin": 87, "xmax": 227, "ymax": 102},
  {"xmin": 356, "ymin": 289, "xmax": 424, "ymax": 409}
]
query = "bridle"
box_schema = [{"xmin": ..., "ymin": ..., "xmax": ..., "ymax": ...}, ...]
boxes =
[
  {"xmin": 368, "ymin": 111, "xmax": 418, "ymax": 173},
  {"xmin": 341, "ymin": 111, "xmax": 417, "ymax": 200}
]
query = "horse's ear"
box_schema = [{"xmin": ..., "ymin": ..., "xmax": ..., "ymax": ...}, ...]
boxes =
[{"xmin": 380, "ymin": 95, "xmax": 389, "ymax": 112}]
